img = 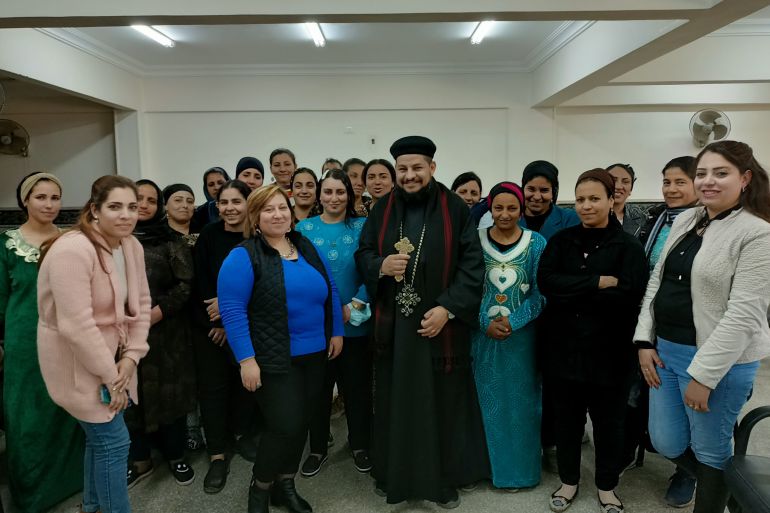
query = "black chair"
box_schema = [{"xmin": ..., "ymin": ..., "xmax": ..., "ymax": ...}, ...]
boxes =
[{"xmin": 726, "ymin": 405, "xmax": 770, "ymax": 513}]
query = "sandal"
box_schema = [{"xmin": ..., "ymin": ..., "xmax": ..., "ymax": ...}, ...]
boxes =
[
  {"xmin": 598, "ymin": 491, "xmax": 625, "ymax": 513},
  {"xmin": 550, "ymin": 485, "xmax": 579, "ymax": 512}
]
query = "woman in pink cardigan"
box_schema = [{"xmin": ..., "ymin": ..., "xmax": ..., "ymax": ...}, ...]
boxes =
[{"xmin": 38, "ymin": 175, "xmax": 150, "ymax": 513}]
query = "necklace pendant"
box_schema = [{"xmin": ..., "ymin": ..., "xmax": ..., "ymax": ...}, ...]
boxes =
[{"xmin": 395, "ymin": 283, "xmax": 421, "ymax": 317}]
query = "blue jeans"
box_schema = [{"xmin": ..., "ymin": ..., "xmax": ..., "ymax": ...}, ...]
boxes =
[
  {"xmin": 78, "ymin": 411, "xmax": 132, "ymax": 513},
  {"xmin": 649, "ymin": 338, "xmax": 758, "ymax": 470}
]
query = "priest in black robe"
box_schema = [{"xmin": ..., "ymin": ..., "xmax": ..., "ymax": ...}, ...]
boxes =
[{"xmin": 355, "ymin": 135, "xmax": 489, "ymax": 508}]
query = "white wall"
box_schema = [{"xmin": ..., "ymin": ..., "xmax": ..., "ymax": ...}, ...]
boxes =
[
  {"xmin": 140, "ymin": 72, "xmax": 551, "ymax": 195},
  {"xmin": 140, "ymin": 72, "xmax": 770, "ymax": 202},
  {"xmin": 0, "ymin": 96, "xmax": 116, "ymax": 208},
  {"xmin": 142, "ymin": 108, "xmax": 509, "ymax": 194},
  {"xmin": 554, "ymin": 107, "xmax": 770, "ymax": 201},
  {"xmin": 4, "ymin": 68, "xmax": 770, "ymax": 209}
]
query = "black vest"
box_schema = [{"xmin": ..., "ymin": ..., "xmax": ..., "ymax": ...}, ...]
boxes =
[{"xmin": 240, "ymin": 231, "xmax": 334, "ymax": 373}]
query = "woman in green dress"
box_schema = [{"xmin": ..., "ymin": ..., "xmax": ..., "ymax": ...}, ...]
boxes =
[{"xmin": 0, "ymin": 172, "xmax": 84, "ymax": 512}]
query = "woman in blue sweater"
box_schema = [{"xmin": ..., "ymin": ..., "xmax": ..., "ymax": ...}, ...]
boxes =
[
  {"xmin": 218, "ymin": 185, "xmax": 344, "ymax": 513},
  {"xmin": 296, "ymin": 169, "xmax": 373, "ymax": 477}
]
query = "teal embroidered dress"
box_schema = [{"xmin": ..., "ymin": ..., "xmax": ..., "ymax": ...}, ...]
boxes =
[
  {"xmin": 471, "ymin": 228, "xmax": 546, "ymax": 489},
  {"xmin": 0, "ymin": 229, "xmax": 84, "ymax": 512}
]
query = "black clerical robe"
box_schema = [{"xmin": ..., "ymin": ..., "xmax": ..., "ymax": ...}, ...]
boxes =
[{"xmin": 355, "ymin": 179, "xmax": 489, "ymax": 505}]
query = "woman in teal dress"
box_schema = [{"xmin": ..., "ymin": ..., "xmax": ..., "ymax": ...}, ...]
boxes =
[
  {"xmin": 0, "ymin": 172, "xmax": 84, "ymax": 512},
  {"xmin": 471, "ymin": 182, "xmax": 546, "ymax": 491}
]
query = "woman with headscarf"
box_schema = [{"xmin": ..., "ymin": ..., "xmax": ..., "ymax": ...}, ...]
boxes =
[
  {"xmin": 1, "ymin": 172, "xmax": 84, "ymax": 513},
  {"xmin": 125, "ymin": 180, "xmax": 197, "ymax": 489},
  {"xmin": 192, "ymin": 167, "xmax": 231, "ymax": 233},
  {"xmin": 472, "ymin": 182, "xmax": 546, "ymax": 492},
  {"xmin": 538, "ymin": 169, "xmax": 647, "ymax": 513},
  {"xmin": 163, "ymin": 184, "xmax": 196, "ymax": 239},
  {"xmin": 476, "ymin": 161, "xmax": 579, "ymax": 241},
  {"xmin": 236, "ymin": 157, "xmax": 266, "ymax": 192}
]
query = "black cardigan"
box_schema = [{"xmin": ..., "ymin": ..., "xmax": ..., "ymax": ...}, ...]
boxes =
[{"xmin": 537, "ymin": 220, "xmax": 648, "ymax": 385}]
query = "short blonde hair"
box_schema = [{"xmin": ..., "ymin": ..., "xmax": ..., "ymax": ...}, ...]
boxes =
[{"xmin": 244, "ymin": 184, "xmax": 294, "ymax": 238}]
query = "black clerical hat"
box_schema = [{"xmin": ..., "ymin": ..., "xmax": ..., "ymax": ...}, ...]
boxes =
[{"xmin": 389, "ymin": 136, "xmax": 437, "ymax": 159}]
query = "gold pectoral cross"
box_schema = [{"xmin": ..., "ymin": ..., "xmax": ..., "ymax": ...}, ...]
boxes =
[{"xmin": 393, "ymin": 237, "xmax": 414, "ymax": 282}]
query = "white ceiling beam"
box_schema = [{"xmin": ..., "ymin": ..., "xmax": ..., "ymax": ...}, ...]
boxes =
[
  {"xmin": 612, "ymin": 34, "xmax": 770, "ymax": 84},
  {"xmin": 530, "ymin": 0, "xmax": 770, "ymax": 107},
  {"xmin": 0, "ymin": 0, "xmax": 723, "ymax": 28},
  {"xmin": 0, "ymin": 28, "xmax": 142, "ymax": 110},
  {"xmin": 560, "ymin": 83, "xmax": 770, "ymax": 107}
]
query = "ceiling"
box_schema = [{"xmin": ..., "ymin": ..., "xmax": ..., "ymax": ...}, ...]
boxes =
[
  {"xmin": 47, "ymin": 21, "xmax": 586, "ymax": 74},
  {"xmin": 34, "ymin": 3, "xmax": 770, "ymax": 77}
]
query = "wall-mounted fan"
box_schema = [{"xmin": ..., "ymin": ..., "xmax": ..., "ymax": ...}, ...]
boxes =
[
  {"xmin": 690, "ymin": 109, "xmax": 731, "ymax": 148},
  {"xmin": 0, "ymin": 119, "xmax": 30, "ymax": 157}
]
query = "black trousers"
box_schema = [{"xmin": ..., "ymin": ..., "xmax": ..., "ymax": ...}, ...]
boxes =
[
  {"xmin": 541, "ymin": 376, "xmax": 557, "ymax": 448},
  {"xmin": 252, "ymin": 351, "xmax": 326, "ymax": 483},
  {"xmin": 192, "ymin": 326, "xmax": 256, "ymax": 456},
  {"xmin": 551, "ymin": 377, "xmax": 629, "ymax": 490},
  {"xmin": 129, "ymin": 415, "xmax": 186, "ymax": 462},
  {"xmin": 309, "ymin": 336, "xmax": 372, "ymax": 455}
]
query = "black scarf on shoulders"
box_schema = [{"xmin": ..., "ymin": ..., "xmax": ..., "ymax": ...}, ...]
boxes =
[{"xmin": 373, "ymin": 179, "xmax": 467, "ymax": 372}]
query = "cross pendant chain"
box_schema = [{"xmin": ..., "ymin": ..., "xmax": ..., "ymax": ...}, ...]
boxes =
[{"xmin": 395, "ymin": 283, "xmax": 421, "ymax": 317}]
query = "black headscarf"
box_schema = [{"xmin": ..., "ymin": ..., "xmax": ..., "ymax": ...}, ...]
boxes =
[
  {"xmin": 134, "ymin": 179, "xmax": 169, "ymax": 243},
  {"xmin": 163, "ymin": 183, "xmax": 195, "ymax": 204},
  {"xmin": 522, "ymin": 160, "xmax": 560, "ymax": 202},
  {"xmin": 202, "ymin": 167, "xmax": 230, "ymax": 202}
]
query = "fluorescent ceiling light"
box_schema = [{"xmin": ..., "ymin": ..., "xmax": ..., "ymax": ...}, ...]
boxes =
[
  {"xmin": 132, "ymin": 25, "xmax": 175, "ymax": 48},
  {"xmin": 470, "ymin": 21, "xmax": 495, "ymax": 45},
  {"xmin": 304, "ymin": 22, "xmax": 326, "ymax": 47}
]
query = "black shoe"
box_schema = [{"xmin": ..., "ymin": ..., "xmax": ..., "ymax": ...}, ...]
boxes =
[
  {"xmin": 271, "ymin": 478, "xmax": 312, "ymax": 513},
  {"xmin": 236, "ymin": 435, "xmax": 258, "ymax": 462},
  {"xmin": 664, "ymin": 467, "xmax": 696, "ymax": 508},
  {"xmin": 352, "ymin": 450, "xmax": 372, "ymax": 473},
  {"xmin": 169, "ymin": 460, "xmax": 195, "ymax": 486},
  {"xmin": 300, "ymin": 454, "xmax": 327, "ymax": 477},
  {"xmin": 248, "ymin": 483, "xmax": 271, "ymax": 513},
  {"xmin": 127, "ymin": 463, "xmax": 154, "ymax": 490},
  {"xmin": 437, "ymin": 487, "xmax": 460, "ymax": 509},
  {"xmin": 597, "ymin": 491, "xmax": 624, "ymax": 513},
  {"xmin": 203, "ymin": 458, "xmax": 229, "ymax": 494}
]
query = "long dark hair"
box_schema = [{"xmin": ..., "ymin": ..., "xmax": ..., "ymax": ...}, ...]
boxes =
[
  {"xmin": 319, "ymin": 168, "xmax": 358, "ymax": 225},
  {"xmin": 41, "ymin": 175, "xmax": 138, "ymax": 271},
  {"xmin": 696, "ymin": 140, "xmax": 770, "ymax": 223}
]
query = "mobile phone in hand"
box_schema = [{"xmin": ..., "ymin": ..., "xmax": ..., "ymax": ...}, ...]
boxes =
[{"xmin": 100, "ymin": 385, "xmax": 112, "ymax": 404}]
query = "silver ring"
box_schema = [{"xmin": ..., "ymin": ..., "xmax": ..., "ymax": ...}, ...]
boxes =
[{"xmin": 256, "ymin": 383, "xmax": 262, "ymax": 389}]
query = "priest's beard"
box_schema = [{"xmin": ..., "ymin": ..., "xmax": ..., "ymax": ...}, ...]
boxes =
[{"xmin": 395, "ymin": 180, "xmax": 434, "ymax": 204}]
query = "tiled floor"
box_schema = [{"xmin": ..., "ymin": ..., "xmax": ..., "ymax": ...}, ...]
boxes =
[{"xmin": 3, "ymin": 359, "xmax": 768, "ymax": 513}]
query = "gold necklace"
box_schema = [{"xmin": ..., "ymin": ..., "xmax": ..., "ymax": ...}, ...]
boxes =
[{"xmin": 278, "ymin": 237, "xmax": 296, "ymax": 259}]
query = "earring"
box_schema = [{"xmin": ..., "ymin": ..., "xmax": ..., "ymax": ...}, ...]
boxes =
[
  {"xmin": 742, "ymin": 185, "xmax": 747, "ymax": 193},
  {"xmin": 94, "ymin": 216, "xmax": 99, "ymax": 223}
]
